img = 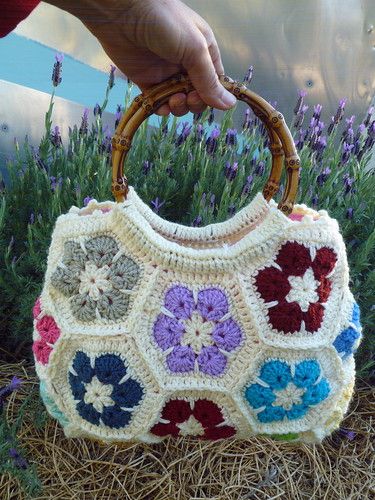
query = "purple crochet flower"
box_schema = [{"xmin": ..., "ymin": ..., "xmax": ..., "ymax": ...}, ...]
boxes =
[{"xmin": 153, "ymin": 285, "xmax": 243, "ymax": 376}]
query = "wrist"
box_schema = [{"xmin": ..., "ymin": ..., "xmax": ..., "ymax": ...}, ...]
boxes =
[{"xmin": 43, "ymin": 0, "xmax": 135, "ymax": 24}]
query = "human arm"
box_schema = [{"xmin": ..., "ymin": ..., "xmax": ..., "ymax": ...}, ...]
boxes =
[
  {"xmin": 0, "ymin": 0, "xmax": 40, "ymax": 38},
  {"xmin": 43, "ymin": 0, "xmax": 236, "ymax": 116}
]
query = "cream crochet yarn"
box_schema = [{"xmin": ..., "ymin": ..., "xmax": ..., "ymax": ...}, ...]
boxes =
[{"xmin": 32, "ymin": 187, "xmax": 362, "ymax": 443}]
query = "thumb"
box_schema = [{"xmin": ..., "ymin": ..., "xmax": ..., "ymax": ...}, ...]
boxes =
[{"xmin": 183, "ymin": 38, "xmax": 237, "ymax": 110}]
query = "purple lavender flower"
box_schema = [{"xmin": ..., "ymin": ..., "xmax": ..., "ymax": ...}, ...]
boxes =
[
  {"xmin": 83, "ymin": 196, "xmax": 93, "ymax": 206},
  {"xmin": 334, "ymin": 99, "xmax": 347, "ymax": 124},
  {"xmin": 205, "ymin": 126, "xmax": 220, "ymax": 155},
  {"xmin": 176, "ymin": 122, "xmax": 192, "ymax": 146},
  {"xmin": 354, "ymin": 123, "xmax": 366, "ymax": 143},
  {"xmin": 243, "ymin": 65, "xmax": 253, "ymax": 84},
  {"xmin": 224, "ymin": 161, "xmax": 239, "ymax": 181},
  {"xmin": 208, "ymin": 107, "xmax": 215, "ymax": 125},
  {"xmin": 294, "ymin": 104, "xmax": 309, "ymax": 129},
  {"xmin": 242, "ymin": 144, "xmax": 251, "ymax": 155},
  {"xmin": 311, "ymin": 194, "xmax": 319, "ymax": 208},
  {"xmin": 225, "ymin": 128, "xmax": 238, "ymax": 147},
  {"xmin": 313, "ymin": 104, "xmax": 323, "ymax": 121},
  {"xmin": 200, "ymin": 192, "xmax": 206, "ymax": 207},
  {"xmin": 51, "ymin": 53, "xmax": 63, "ymax": 87},
  {"xmin": 228, "ymin": 204, "xmax": 236, "ymax": 216},
  {"xmin": 108, "ymin": 64, "xmax": 116, "ymax": 89},
  {"xmin": 195, "ymin": 123, "xmax": 204, "ymax": 141},
  {"xmin": 345, "ymin": 115, "xmax": 355, "ymax": 128},
  {"xmin": 50, "ymin": 125, "xmax": 62, "ymax": 148},
  {"xmin": 0, "ymin": 376, "xmax": 22, "ymax": 411},
  {"xmin": 193, "ymin": 111, "xmax": 203, "ymax": 123},
  {"xmin": 50, "ymin": 176, "xmax": 63, "ymax": 192},
  {"xmin": 346, "ymin": 207, "xmax": 354, "ymax": 219},
  {"xmin": 343, "ymin": 173, "xmax": 354, "ymax": 194},
  {"xmin": 151, "ymin": 197, "xmax": 165, "ymax": 213},
  {"xmin": 363, "ymin": 105, "xmax": 374, "ymax": 127},
  {"xmin": 242, "ymin": 108, "xmax": 253, "ymax": 131},
  {"xmin": 115, "ymin": 105, "xmax": 122, "ymax": 128},
  {"xmin": 29, "ymin": 212, "xmax": 35, "ymax": 224},
  {"xmin": 142, "ymin": 160, "xmax": 153, "ymax": 175},
  {"xmin": 316, "ymin": 167, "xmax": 331, "ymax": 186},
  {"xmin": 79, "ymin": 108, "xmax": 89, "ymax": 136},
  {"xmin": 241, "ymin": 175, "xmax": 253, "ymax": 196},
  {"xmin": 9, "ymin": 448, "xmax": 28, "ymax": 470},
  {"xmin": 339, "ymin": 428, "xmax": 356, "ymax": 440},
  {"xmin": 294, "ymin": 89, "xmax": 307, "ymax": 115},
  {"xmin": 32, "ymin": 147, "xmax": 48, "ymax": 171},
  {"xmin": 93, "ymin": 103, "xmax": 102, "ymax": 117},
  {"xmin": 341, "ymin": 142, "xmax": 354, "ymax": 165},
  {"xmin": 295, "ymin": 128, "xmax": 306, "ymax": 150},
  {"xmin": 255, "ymin": 160, "xmax": 265, "ymax": 176},
  {"xmin": 162, "ymin": 123, "xmax": 168, "ymax": 136},
  {"xmin": 209, "ymin": 193, "xmax": 216, "ymax": 212},
  {"xmin": 192, "ymin": 215, "xmax": 203, "ymax": 227},
  {"xmin": 99, "ymin": 134, "xmax": 112, "ymax": 155}
]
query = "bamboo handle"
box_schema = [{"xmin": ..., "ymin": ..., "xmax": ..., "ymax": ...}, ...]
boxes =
[{"xmin": 111, "ymin": 73, "xmax": 300, "ymax": 215}]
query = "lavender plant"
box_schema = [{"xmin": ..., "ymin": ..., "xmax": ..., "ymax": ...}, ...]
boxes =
[{"xmin": 0, "ymin": 57, "xmax": 374, "ymax": 378}]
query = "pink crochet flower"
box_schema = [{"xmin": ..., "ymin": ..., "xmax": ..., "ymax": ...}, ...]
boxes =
[
  {"xmin": 32, "ymin": 297, "xmax": 42, "ymax": 319},
  {"xmin": 32, "ymin": 339, "xmax": 53, "ymax": 365},
  {"xmin": 32, "ymin": 299, "xmax": 60, "ymax": 365},
  {"xmin": 36, "ymin": 316, "xmax": 60, "ymax": 343}
]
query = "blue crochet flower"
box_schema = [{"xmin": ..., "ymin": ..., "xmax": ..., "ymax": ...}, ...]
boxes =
[
  {"xmin": 333, "ymin": 302, "xmax": 362, "ymax": 358},
  {"xmin": 69, "ymin": 351, "xmax": 144, "ymax": 428},
  {"xmin": 245, "ymin": 359, "xmax": 330, "ymax": 423}
]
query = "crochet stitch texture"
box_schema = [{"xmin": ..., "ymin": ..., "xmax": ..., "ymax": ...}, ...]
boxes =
[{"xmin": 33, "ymin": 188, "xmax": 362, "ymax": 443}]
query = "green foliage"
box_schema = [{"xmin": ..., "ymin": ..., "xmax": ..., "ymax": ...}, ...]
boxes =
[
  {"xmin": 0, "ymin": 73, "xmax": 373, "ymax": 377},
  {"xmin": 0, "ymin": 383, "xmax": 45, "ymax": 497}
]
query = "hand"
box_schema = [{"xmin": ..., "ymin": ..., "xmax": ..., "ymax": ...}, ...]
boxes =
[{"xmin": 44, "ymin": 0, "xmax": 237, "ymax": 117}]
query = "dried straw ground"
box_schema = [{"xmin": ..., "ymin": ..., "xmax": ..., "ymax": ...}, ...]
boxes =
[{"xmin": 0, "ymin": 362, "xmax": 374, "ymax": 500}]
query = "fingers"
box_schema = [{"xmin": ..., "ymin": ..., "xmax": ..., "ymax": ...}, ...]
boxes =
[
  {"xmin": 183, "ymin": 35, "xmax": 236, "ymax": 111},
  {"xmin": 155, "ymin": 91, "xmax": 207, "ymax": 116}
]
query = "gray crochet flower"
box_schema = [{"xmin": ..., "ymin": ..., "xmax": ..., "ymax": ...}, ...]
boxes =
[{"xmin": 51, "ymin": 235, "xmax": 140, "ymax": 322}]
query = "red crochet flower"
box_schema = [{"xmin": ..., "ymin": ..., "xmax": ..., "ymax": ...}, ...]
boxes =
[
  {"xmin": 32, "ymin": 298, "xmax": 60, "ymax": 365},
  {"xmin": 151, "ymin": 399, "xmax": 236, "ymax": 440},
  {"xmin": 255, "ymin": 242, "xmax": 337, "ymax": 334}
]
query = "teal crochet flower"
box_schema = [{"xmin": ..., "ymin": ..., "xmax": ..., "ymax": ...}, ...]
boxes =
[
  {"xmin": 245, "ymin": 359, "xmax": 330, "ymax": 423},
  {"xmin": 40, "ymin": 381, "xmax": 69, "ymax": 427}
]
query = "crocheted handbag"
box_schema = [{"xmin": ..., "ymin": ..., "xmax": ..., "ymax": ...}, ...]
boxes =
[{"xmin": 32, "ymin": 73, "xmax": 362, "ymax": 444}]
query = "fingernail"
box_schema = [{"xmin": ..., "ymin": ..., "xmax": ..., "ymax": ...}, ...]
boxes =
[{"xmin": 221, "ymin": 91, "xmax": 237, "ymax": 108}]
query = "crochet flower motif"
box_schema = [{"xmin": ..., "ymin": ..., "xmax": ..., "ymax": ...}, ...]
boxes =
[
  {"xmin": 151, "ymin": 399, "xmax": 236, "ymax": 440},
  {"xmin": 69, "ymin": 351, "xmax": 144, "ymax": 428},
  {"xmin": 51, "ymin": 235, "xmax": 140, "ymax": 322},
  {"xmin": 32, "ymin": 297, "xmax": 60, "ymax": 365},
  {"xmin": 333, "ymin": 302, "xmax": 362, "ymax": 358},
  {"xmin": 245, "ymin": 359, "xmax": 330, "ymax": 423},
  {"xmin": 254, "ymin": 242, "xmax": 337, "ymax": 334},
  {"xmin": 40, "ymin": 381, "xmax": 69, "ymax": 427},
  {"xmin": 153, "ymin": 285, "xmax": 243, "ymax": 376}
]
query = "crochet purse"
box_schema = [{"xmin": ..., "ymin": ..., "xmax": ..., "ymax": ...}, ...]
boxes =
[{"xmin": 32, "ymin": 73, "xmax": 362, "ymax": 444}]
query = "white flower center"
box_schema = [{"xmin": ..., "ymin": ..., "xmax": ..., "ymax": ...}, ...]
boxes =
[
  {"xmin": 286, "ymin": 268, "xmax": 319, "ymax": 312},
  {"xmin": 177, "ymin": 415, "xmax": 205, "ymax": 437},
  {"xmin": 181, "ymin": 311, "xmax": 214, "ymax": 353},
  {"xmin": 83, "ymin": 376, "xmax": 114, "ymax": 412},
  {"xmin": 79, "ymin": 262, "xmax": 111, "ymax": 300},
  {"xmin": 273, "ymin": 382, "xmax": 305, "ymax": 410}
]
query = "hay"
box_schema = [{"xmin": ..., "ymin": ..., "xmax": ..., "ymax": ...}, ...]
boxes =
[{"xmin": 0, "ymin": 361, "xmax": 374, "ymax": 500}]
